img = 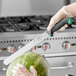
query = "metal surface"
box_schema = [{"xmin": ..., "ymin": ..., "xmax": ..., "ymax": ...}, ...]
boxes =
[
  {"xmin": 0, "ymin": 16, "xmax": 76, "ymax": 76},
  {"xmin": 4, "ymin": 18, "xmax": 72, "ymax": 65},
  {"xmin": 1, "ymin": 28, "xmax": 76, "ymax": 76},
  {"xmin": 42, "ymin": 52, "xmax": 76, "ymax": 58},
  {"xmin": 50, "ymin": 62, "xmax": 74, "ymax": 70},
  {"xmin": 0, "ymin": 0, "xmax": 64, "ymax": 16},
  {"xmin": 4, "ymin": 31, "xmax": 51, "ymax": 65}
]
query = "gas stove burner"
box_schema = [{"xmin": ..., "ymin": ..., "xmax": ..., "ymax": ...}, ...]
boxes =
[
  {"xmin": 28, "ymin": 24, "xmax": 40, "ymax": 30},
  {"xmin": 0, "ymin": 18, "xmax": 16, "ymax": 32},
  {"xmin": 18, "ymin": 23, "xmax": 40, "ymax": 31},
  {"xmin": 0, "ymin": 15, "xmax": 76, "ymax": 33},
  {"xmin": 0, "ymin": 15, "xmax": 52, "ymax": 32}
]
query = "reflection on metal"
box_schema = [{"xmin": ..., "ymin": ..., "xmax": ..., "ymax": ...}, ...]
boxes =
[
  {"xmin": 50, "ymin": 62, "xmax": 74, "ymax": 70},
  {"xmin": 42, "ymin": 52, "xmax": 76, "ymax": 58}
]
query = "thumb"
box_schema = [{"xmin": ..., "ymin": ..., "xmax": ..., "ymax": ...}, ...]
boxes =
[
  {"xmin": 47, "ymin": 6, "xmax": 67, "ymax": 31},
  {"xmin": 30, "ymin": 66, "xmax": 37, "ymax": 76},
  {"xmin": 47, "ymin": 18, "xmax": 56, "ymax": 31}
]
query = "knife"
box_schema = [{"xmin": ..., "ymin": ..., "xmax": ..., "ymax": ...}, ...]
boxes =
[{"xmin": 4, "ymin": 18, "xmax": 72, "ymax": 65}]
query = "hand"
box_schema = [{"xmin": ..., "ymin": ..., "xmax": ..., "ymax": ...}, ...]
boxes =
[
  {"xmin": 47, "ymin": 6, "xmax": 69, "ymax": 32},
  {"xmin": 12, "ymin": 64, "xmax": 37, "ymax": 76}
]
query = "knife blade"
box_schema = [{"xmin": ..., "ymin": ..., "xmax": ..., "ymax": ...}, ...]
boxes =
[
  {"xmin": 4, "ymin": 31, "xmax": 51, "ymax": 65},
  {"xmin": 4, "ymin": 18, "xmax": 72, "ymax": 65}
]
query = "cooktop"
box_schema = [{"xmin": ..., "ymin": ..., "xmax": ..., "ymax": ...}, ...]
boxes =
[{"xmin": 0, "ymin": 15, "xmax": 52, "ymax": 32}]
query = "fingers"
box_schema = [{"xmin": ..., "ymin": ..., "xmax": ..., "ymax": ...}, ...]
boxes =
[
  {"xmin": 30, "ymin": 66, "xmax": 37, "ymax": 76},
  {"xmin": 12, "ymin": 64, "xmax": 31, "ymax": 76},
  {"xmin": 12, "ymin": 68, "xmax": 20, "ymax": 76},
  {"xmin": 17, "ymin": 64, "xmax": 29, "ymax": 73},
  {"xmin": 53, "ymin": 24, "xmax": 68, "ymax": 35},
  {"xmin": 12, "ymin": 64, "xmax": 22, "ymax": 76},
  {"xmin": 59, "ymin": 24, "xmax": 68, "ymax": 31},
  {"xmin": 12, "ymin": 64, "xmax": 37, "ymax": 76},
  {"xmin": 47, "ymin": 19, "xmax": 55, "ymax": 31},
  {"xmin": 47, "ymin": 6, "xmax": 67, "ymax": 31}
]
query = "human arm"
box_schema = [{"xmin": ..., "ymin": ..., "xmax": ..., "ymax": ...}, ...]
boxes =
[{"xmin": 47, "ymin": 2, "xmax": 76, "ymax": 31}]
